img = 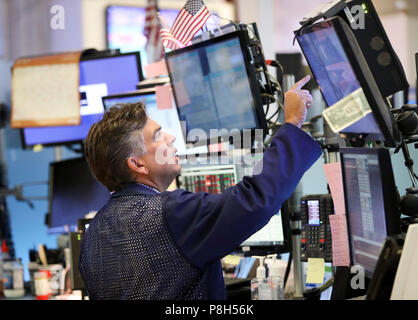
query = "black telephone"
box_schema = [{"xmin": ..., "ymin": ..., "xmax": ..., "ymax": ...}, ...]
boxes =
[{"xmin": 300, "ymin": 194, "xmax": 334, "ymax": 262}]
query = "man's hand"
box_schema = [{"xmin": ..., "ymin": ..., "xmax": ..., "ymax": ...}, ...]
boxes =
[{"xmin": 283, "ymin": 75, "xmax": 313, "ymax": 128}]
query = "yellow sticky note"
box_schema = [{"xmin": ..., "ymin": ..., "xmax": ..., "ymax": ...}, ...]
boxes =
[
  {"xmin": 306, "ymin": 258, "xmax": 325, "ymax": 284},
  {"xmin": 33, "ymin": 144, "xmax": 43, "ymax": 152},
  {"xmin": 223, "ymin": 255, "xmax": 242, "ymax": 265}
]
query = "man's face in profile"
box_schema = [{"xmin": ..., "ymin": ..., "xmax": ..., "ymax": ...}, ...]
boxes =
[{"xmin": 139, "ymin": 117, "xmax": 182, "ymax": 184}]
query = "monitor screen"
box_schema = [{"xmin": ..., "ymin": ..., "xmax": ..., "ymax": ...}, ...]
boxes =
[
  {"xmin": 21, "ymin": 52, "xmax": 143, "ymax": 148},
  {"xmin": 106, "ymin": 5, "xmax": 179, "ymax": 66},
  {"xmin": 48, "ymin": 157, "xmax": 110, "ymax": 234},
  {"xmin": 340, "ymin": 147, "xmax": 400, "ymax": 277},
  {"xmin": 102, "ymin": 91, "xmax": 188, "ymax": 156},
  {"xmin": 307, "ymin": 200, "xmax": 320, "ymax": 226},
  {"xmin": 165, "ymin": 31, "xmax": 267, "ymax": 142},
  {"xmin": 241, "ymin": 211, "xmax": 286, "ymax": 247},
  {"xmin": 296, "ymin": 21, "xmax": 383, "ymax": 137}
]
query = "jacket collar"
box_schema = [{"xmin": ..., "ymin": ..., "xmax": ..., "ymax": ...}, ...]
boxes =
[{"xmin": 111, "ymin": 183, "xmax": 160, "ymax": 198}]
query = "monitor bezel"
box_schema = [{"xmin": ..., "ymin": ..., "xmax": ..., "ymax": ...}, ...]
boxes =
[
  {"xmin": 164, "ymin": 30, "xmax": 269, "ymax": 146},
  {"xmin": 331, "ymin": 0, "xmax": 410, "ymax": 99},
  {"xmin": 296, "ymin": 17, "xmax": 401, "ymax": 147},
  {"xmin": 102, "ymin": 89, "xmax": 157, "ymax": 111},
  {"xmin": 20, "ymin": 51, "xmax": 144, "ymax": 150},
  {"xmin": 340, "ymin": 147, "xmax": 400, "ymax": 278}
]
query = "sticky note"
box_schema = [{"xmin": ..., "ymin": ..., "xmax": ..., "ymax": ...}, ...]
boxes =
[
  {"xmin": 329, "ymin": 214, "xmax": 350, "ymax": 266},
  {"xmin": 323, "ymin": 162, "xmax": 346, "ymax": 215},
  {"xmin": 306, "ymin": 258, "xmax": 325, "ymax": 284},
  {"xmin": 33, "ymin": 144, "xmax": 43, "ymax": 152},
  {"xmin": 223, "ymin": 255, "xmax": 242, "ymax": 265},
  {"xmin": 156, "ymin": 85, "xmax": 174, "ymax": 110},
  {"xmin": 144, "ymin": 60, "xmax": 168, "ymax": 79}
]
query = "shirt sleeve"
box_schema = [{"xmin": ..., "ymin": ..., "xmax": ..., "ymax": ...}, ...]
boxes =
[{"xmin": 162, "ymin": 123, "xmax": 322, "ymax": 270}]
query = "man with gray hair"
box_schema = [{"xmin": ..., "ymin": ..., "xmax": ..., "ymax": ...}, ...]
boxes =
[{"xmin": 79, "ymin": 75, "xmax": 321, "ymax": 300}]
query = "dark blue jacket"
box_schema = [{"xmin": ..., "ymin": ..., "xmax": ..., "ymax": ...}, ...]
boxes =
[{"xmin": 79, "ymin": 123, "xmax": 322, "ymax": 299}]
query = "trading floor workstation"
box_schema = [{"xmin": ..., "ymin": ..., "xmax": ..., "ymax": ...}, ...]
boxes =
[{"xmin": 0, "ymin": 0, "xmax": 417, "ymax": 302}]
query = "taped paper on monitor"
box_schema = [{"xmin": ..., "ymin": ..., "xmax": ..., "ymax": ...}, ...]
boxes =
[
  {"xmin": 322, "ymin": 87, "xmax": 372, "ymax": 133},
  {"xmin": 11, "ymin": 52, "xmax": 81, "ymax": 128},
  {"xmin": 144, "ymin": 60, "xmax": 168, "ymax": 79},
  {"xmin": 328, "ymin": 214, "xmax": 350, "ymax": 267},
  {"xmin": 156, "ymin": 84, "xmax": 174, "ymax": 110},
  {"xmin": 323, "ymin": 162, "xmax": 345, "ymax": 215}
]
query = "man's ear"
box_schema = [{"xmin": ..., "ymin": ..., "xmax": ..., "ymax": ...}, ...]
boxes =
[{"xmin": 126, "ymin": 156, "xmax": 148, "ymax": 175}]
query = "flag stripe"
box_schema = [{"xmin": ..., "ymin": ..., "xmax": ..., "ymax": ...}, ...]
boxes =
[
  {"xmin": 176, "ymin": 10, "xmax": 202, "ymax": 43},
  {"xmin": 184, "ymin": 11, "xmax": 210, "ymax": 43},
  {"xmin": 176, "ymin": 7, "xmax": 206, "ymax": 42},
  {"xmin": 160, "ymin": 0, "xmax": 210, "ymax": 50},
  {"xmin": 160, "ymin": 29, "xmax": 184, "ymax": 50},
  {"xmin": 171, "ymin": 10, "xmax": 192, "ymax": 39},
  {"xmin": 178, "ymin": 8, "xmax": 209, "ymax": 43},
  {"xmin": 170, "ymin": 9, "xmax": 188, "ymax": 36}
]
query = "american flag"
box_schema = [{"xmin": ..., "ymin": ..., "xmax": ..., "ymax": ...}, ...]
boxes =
[
  {"xmin": 160, "ymin": 0, "xmax": 210, "ymax": 50},
  {"xmin": 144, "ymin": 0, "xmax": 164, "ymax": 63}
]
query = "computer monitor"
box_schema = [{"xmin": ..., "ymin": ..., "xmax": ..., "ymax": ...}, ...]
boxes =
[
  {"xmin": 340, "ymin": 147, "xmax": 400, "ymax": 278},
  {"xmin": 329, "ymin": 0, "xmax": 409, "ymax": 99},
  {"xmin": 296, "ymin": 17, "xmax": 401, "ymax": 147},
  {"xmin": 237, "ymin": 161, "xmax": 291, "ymax": 255},
  {"xmin": 240, "ymin": 204, "xmax": 291, "ymax": 255},
  {"xmin": 102, "ymin": 90, "xmax": 188, "ymax": 156},
  {"xmin": 21, "ymin": 52, "xmax": 143, "ymax": 148},
  {"xmin": 106, "ymin": 5, "xmax": 179, "ymax": 66},
  {"xmin": 48, "ymin": 157, "xmax": 110, "ymax": 234},
  {"xmin": 165, "ymin": 30, "xmax": 268, "ymax": 144}
]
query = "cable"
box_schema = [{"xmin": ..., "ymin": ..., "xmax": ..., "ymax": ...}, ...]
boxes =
[
  {"xmin": 262, "ymin": 93, "xmax": 284, "ymax": 125},
  {"xmin": 283, "ymin": 252, "xmax": 292, "ymax": 290}
]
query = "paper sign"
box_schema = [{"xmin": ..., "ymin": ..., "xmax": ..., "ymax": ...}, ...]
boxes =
[
  {"xmin": 156, "ymin": 85, "xmax": 174, "ymax": 110},
  {"xmin": 306, "ymin": 258, "xmax": 325, "ymax": 284},
  {"xmin": 329, "ymin": 214, "xmax": 351, "ymax": 267},
  {"xmin": 11, "ymin": 52, "xmax": 81, "ymax": 128},
  {"xmin": 323, "ymin": 162, "xmax": 346, "ymax": 215},
  {"xmin": 144, "ymin": 60, "xmax": 168, "ymax": 79}
]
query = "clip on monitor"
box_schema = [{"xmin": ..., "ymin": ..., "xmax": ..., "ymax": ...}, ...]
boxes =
[
  {"xmin": 21, "ymin": 52, "xmax": 143, "ymax": 148},
  {"xmin": 102, "ymin": 90, "xmax": 191, "ymax": 156},
  {"xmin": 165, "ymin": 30, "xmax": 268, "ymax": 146},
  {"xmin": 340, "ymin": 147, "xmax": 400, "ymax": 278},
  {"xmin": 296, "ymin": 17, "xmax": 401, "ymax": 147},
  {"xmin": 48, "ymin": 157, "xmax": 110, "ymax": 234}
]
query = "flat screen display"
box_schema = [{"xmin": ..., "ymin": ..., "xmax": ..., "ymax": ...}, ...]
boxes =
[
  {"xmin": 48, "ymin": 157, "xmax": 110, "ymax": 234},
  {"xmin": 340, "ymin": 147, "xmax": 401, "ymax": 276},
  {"xmin": 166, "ymin": 31, "xmax": 266, "ymax": 142},
  {"xmin": 106, "ymin": 5, "xmax": 179, "ymax": 66},
  {"xmin": 296, "ymin": 22, "xmax": 383, "ymax": 137}
]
